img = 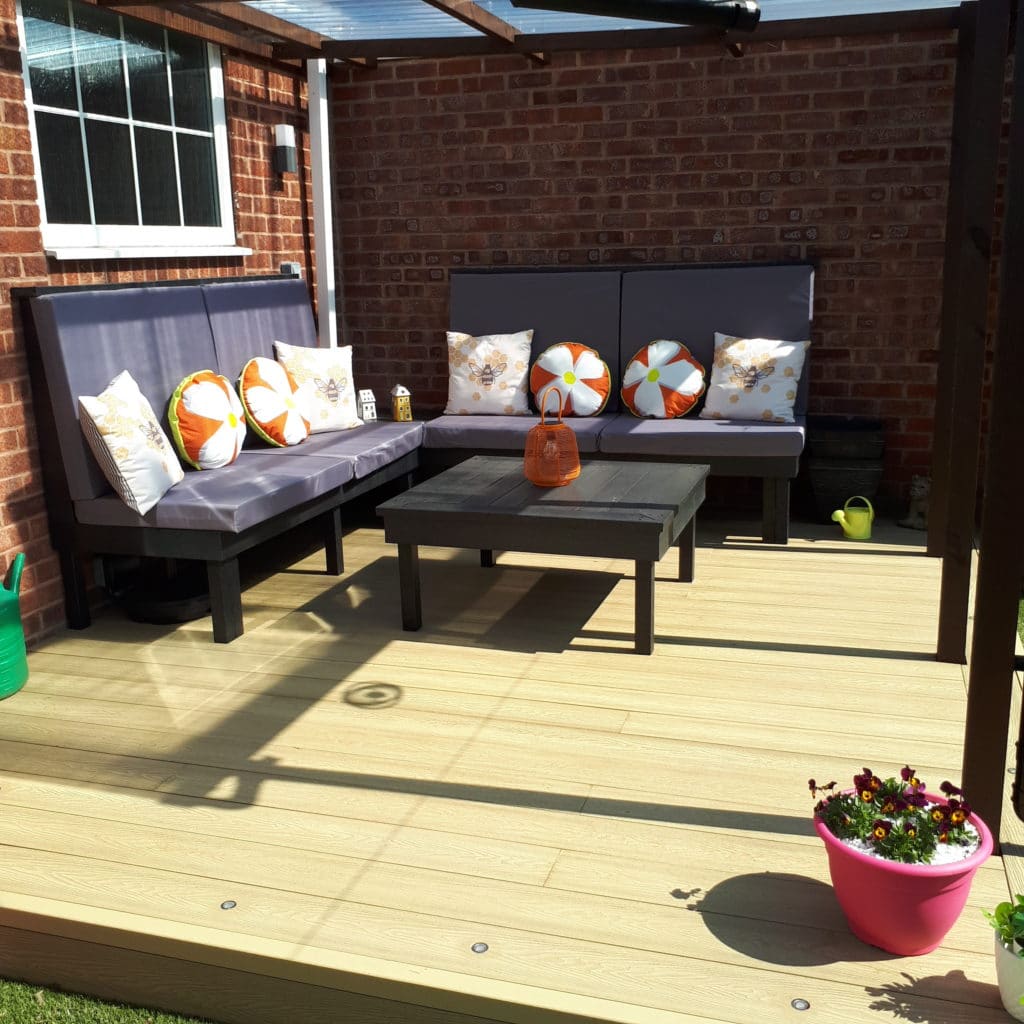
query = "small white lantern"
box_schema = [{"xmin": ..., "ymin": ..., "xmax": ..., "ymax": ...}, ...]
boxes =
[
  {"xmin": 357, "ymin": 388, "xmax": 377, "ymax": 421},
  {"xmin": 390, "ymin": 384, "xmax": 412, "ymax": 422}
]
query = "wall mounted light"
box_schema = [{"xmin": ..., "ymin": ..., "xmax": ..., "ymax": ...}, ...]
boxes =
[
  {"xmin": 273, "ymin": 123, "xmax": 297, "ymax": 175},
  {"xmin": 509, "ymin": 0, "xmax": 760, "ymax": 32}
]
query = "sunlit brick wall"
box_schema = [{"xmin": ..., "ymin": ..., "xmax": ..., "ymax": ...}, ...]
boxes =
[
  {"xmin": 0, "ymin": 0, "xmax": 316, "ymax": 644},
  {"xmin": 332, "ymin": 30, "xmax": 960, "ymax": 496}
]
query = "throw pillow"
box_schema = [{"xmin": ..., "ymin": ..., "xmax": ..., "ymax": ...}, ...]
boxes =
[
  {"xmin": 444, "ymin": 330, "xmax": 532, "ymax": 415},
  {"xmin": 621, "ymin": 340, "xmax": 705, "ymax": 418},
  {"xmin": 78, "ymin": 370, "xmax": 184, "ymax": 515},
  {"xmin": 700, "ymin": 332, "xmax": 810, "ymax": 423},
  {"xmin": 273, "ymin": 340, "xmax": 363, "ymax": 433},
  {"xmin": 168, "ymin": 370, "xmax": 247, "ymax": 470},
  {"xmin": 238, "ymin": 356, "xmax": 311, "ymax": 447},
  {"xmin": 529, "ymin": 342, "xmax": 611, "ymax": 416}
]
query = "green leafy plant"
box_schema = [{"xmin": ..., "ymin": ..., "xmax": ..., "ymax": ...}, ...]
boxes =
[
  {"xmin": 808, "ymin": 765, "xmax": 976, "ymax": 864},
  {"xmin": 984, "ymin": 894, "xmax": 1024, "ymax": 953}
]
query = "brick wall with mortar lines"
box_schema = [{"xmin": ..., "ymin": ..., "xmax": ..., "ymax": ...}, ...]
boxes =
[
  {"xmin": 0, "ymin": 0, "xmax": 316, "ymax": 644},
  {"xmin": 332, "ymin": 30, "xmax": 958, "ymax": 497}
]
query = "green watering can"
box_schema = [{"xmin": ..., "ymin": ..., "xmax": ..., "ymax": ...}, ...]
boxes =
[{"xmin": 0, "ymin": 553, "xmax": 28, "ymax": 700}]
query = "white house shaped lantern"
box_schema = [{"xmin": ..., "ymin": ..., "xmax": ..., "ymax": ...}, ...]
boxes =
[{"xmin": 357, "ymin": 389, "xmax": 377, "ymax": 421}]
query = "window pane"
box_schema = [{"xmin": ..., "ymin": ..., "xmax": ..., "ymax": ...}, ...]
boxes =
[
  {"xmin": 169, "ymin": 33, "xmax": 211, "ymax": 131},
  {"xmin": 35, "ymin": 111, "xmax": 89, "ymax": 223},
  {"xmin": 73, "ymin": 4, "xmax": 127, "ymax": 118},
  {"xmin": 135, "ymin": 126, "xmax": 179, "ymax": 226},
  {"xmin": 124, "ymin": 20, "xmax": 170, "ymax": 125},
  {"xmin": 84, "ymin": 119, "xmax": 136, "ymax": 224},
  {"xmin": 177, "ymin": 133, "xmax": 219, "ymax": 227},
  {"xmin": 23, "ymin": 0, "xmax": 76, "ymax": 112}
]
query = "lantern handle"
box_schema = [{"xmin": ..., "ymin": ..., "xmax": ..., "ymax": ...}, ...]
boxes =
[{"xmin": 539, "ymin": 386, "xmax": 565, "ymax": 425}]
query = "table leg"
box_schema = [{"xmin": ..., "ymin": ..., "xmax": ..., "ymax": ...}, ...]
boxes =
[
  {"xmin": 480, "ymin": 549, "xmax": 495, "ymax": 568},
  {"xmin": 678, "ymin": 516, "xmax": 696, "ymax": 583},
  {"xmin": 398, "ymin": 543, "xmax": 422, "ymax": 631},
  {"xmin": 635, "ymin": 559, "xmax": 654, "ymax": 655}
]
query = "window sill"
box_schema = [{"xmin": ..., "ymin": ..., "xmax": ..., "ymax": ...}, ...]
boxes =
[{"xmin": 44, "ymin": 244, "xmax": 254, "ymax": 261}]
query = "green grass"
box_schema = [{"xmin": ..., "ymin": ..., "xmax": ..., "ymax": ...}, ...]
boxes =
[
  {"xmin": 1019, "ymin": 599, "xmax": 1024, "ymax": 647},
  {"xmin": 0, "ymin": 979, "xmax": 211, "ymax": 1024}
]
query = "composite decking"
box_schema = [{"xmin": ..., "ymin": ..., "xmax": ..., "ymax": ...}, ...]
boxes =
[{"xmin": 0, "ymin": 518, "xmax": 1013, "ymax": 1023}]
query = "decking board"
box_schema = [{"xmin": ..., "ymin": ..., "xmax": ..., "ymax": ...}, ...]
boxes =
[{"xmin": 0, "ymin": 519, "xmax": 1009, "ymax": 1023}]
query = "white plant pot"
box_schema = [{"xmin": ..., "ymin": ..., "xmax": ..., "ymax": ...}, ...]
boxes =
[{"xmin": 995, "ymin": 935, "xmax": 1024, "ymax": 1022}]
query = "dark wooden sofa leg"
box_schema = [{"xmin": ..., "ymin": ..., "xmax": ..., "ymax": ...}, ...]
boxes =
[
  {"xmin": 58, "ymin": 548, "xmax": 91, "ymax": 629},
  {"xmin": 324, "ymin": 508, "xmax": 344, "ymax": 575},
  {"xmin": 762, "ymin": 478, "xmax": 790, "ymax": 545},
  {"xmin": 207, "ymin": 558, "xmax": 243, "ymax": 644}
]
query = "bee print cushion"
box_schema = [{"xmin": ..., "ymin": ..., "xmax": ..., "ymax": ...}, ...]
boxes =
[
  {"xmin": 621, "ymin": 341, "xmax": 705, "ymax": 419},
  {"xmin": 444, "ymin": 329, "xmax": 533, "ymax": 416},
  {"xmin": 78, "ymin": 369, "xmax": 185, "ymax": 516},
  {"xmin": 168, "ymin": 370, "xmax": 247, "ymax": 470},
  {"xmin": 700, "ymin": 333, "xmax": 810, "ymax": 424},
  {"xmin": 273, "ymin": 341, "xmax": 363, "ymax": 433}
]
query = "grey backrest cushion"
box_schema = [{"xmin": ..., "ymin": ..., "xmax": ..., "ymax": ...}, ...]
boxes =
[
  {"xmin": 202, "ymin": 277, "xmax": 318, "ymax": 383},
  {"xmin": 620, "ymin": 263, "xmax": 814, "ymax": 415},
  {"xmin": 449, "ymin": 270, "xmax": 623, "ymax": 412},
  {"xmin": 30, "ymin": 286, "xmax": 217, "ymax": 501}
]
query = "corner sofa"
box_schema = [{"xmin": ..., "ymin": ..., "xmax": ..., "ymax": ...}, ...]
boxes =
[
  {"xmin": 18, "ymin": 262, "xmax": 812, "ymax": 646},
  {"xmin": 18, "ymin": 275, "xmax": 422, "ymax": 643},
  {"xmin": 424, "ymin": 262, "xmax": 814, "ymax": 543}
]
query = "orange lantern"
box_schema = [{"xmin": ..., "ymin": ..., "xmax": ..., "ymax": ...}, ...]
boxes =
[{"xmin": 524, "ymin": 386, "xmax": 581, "ymax": 487}]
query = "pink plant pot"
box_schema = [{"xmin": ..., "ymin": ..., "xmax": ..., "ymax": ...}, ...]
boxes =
[{"xmin": 814, "ymin": 793, "xmax": 993, "ymax": 956}]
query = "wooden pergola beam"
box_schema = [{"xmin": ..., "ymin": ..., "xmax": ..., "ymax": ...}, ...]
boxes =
[
  {"xmin": 83, "ymin": 0, "xmax": 275, "ymax": 59},
  {"xmin": 963, "ymin": 0, "xmax": 1024, "ymax": 847},
  {"xmin": 934, "ymin": 0, "xmax": 1011, "ymax": 664},
  {"xmin": 274, "ymin": 6, "xmax": 959, "ymax": 61},
  {"xmin": 419, "ymin": 0, "xmax": 546, "ymax": 63}
]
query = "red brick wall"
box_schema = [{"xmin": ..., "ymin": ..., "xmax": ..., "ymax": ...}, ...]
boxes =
[
  {"xmin": 0, "ymin": 0, "xmax": 316, "ymax": 644},
  {"xmin": 332, "ymin": 30, "xmax": 957, "ymax": 495}
]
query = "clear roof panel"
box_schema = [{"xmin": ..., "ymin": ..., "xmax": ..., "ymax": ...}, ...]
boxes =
[{"xmin": 245, "ymin": 0, "xmax": 960, "ymax": 41}]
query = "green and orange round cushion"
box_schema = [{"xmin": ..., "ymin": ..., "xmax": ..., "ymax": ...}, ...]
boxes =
[
  {"xmin": 238, "ymin": 357, "xmax": 311, "ymax": 447},
  {"xmin": 168, "ymin": 370, "xmax": 247, "ymax": 470}
]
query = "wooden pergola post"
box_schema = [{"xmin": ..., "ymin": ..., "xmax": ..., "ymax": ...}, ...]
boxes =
[
  {"xmin": 961, "ymin": 0, "xmax": 1024, "ymax": 844},
  {"xmin": 932, "ymin": 0, "xmax": 1011, "ymax": 664}
]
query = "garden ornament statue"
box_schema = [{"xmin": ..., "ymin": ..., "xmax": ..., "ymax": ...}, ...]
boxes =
[
  {"xmin": 832, "ymin": 496, "xmax": 874, "ymax": 540},
  {"xmin": 0, "ymin": 553, "xmax": 28, "ymax": 699}
]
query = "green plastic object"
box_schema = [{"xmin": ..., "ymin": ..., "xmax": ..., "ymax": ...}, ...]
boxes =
[{"xmin": 0, "ymin": 553, "xmax": 28, "ymax": 700}]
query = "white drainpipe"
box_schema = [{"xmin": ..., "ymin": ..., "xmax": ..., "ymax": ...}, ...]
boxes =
[{"xmin": 308, "ymin": 58, "xmax": 338, "ymax": 348}]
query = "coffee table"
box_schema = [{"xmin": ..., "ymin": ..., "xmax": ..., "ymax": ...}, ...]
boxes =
[{"xmin": 376, "ymin": 456, "xmax": 708, "ymax": 654}]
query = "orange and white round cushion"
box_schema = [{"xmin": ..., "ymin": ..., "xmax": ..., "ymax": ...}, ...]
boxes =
[
  {"xmin": 168, "ymin": 370, "xmax": 247, "ymax": 470},
  {"xmin": 238, "ymin": 357, "xmax": 311, "ymax": 447},
  {"xmin": 529, "ymin": 342, "xmax": 611, "ymax": 416},
  {"xmin": 621, "ymin": 340, "xmax": 705, "ymax": 418}
]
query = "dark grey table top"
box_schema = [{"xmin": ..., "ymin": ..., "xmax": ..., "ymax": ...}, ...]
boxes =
[{"xmin": 377, "ymin": 456, "xmax": 708, "ymax": 562}]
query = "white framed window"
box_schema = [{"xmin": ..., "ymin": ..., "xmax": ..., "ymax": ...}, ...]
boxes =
[{"xmin": 17, "ymin": 0, "xmax": 248, "ymax": 259}]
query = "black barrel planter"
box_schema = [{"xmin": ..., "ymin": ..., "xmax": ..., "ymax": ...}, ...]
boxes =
[{"xmin": 806, "ymin": 416, "xmax": 886, "ymax": 523}]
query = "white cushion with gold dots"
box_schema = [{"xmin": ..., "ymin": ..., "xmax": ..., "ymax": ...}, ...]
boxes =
[
  {"xmin": 443, "ymin": 330, "xmax": 532, "ymax": 415},
  {"xmin": 700, "ymin": 332, "xmax": 810, "ymax": 424},
  {"xmin": 273, "ymin": 340, "xmax": 363, "ymax": 433}
]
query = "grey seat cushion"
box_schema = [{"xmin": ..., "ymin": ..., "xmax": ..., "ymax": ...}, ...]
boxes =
[
  {"xmin": 246, "ymin": 421, "xmax": 424, "ymax": 479},
  {"xmin": 202, "ymin": 278, "xmax": 319, "ymax": 382},
  {"xmin": 29, "ymin": 285, "xmax": 217, "ymax": 501},
  {"xmin": 422, "ymin": 414, "xmax": 608, "ymax": 453},
  {"xmin": 74, "ymin": 452, "xmax": 354, "ymax": 533},
  {"xmin": 597, "ymin": 414, "xmax": 806, "ymax": 458}
]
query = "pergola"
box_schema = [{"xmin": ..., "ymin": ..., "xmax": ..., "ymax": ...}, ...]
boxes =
[{"xmin": 85, "ymin": 0, "xmax": 1023, "ymax": 842}]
